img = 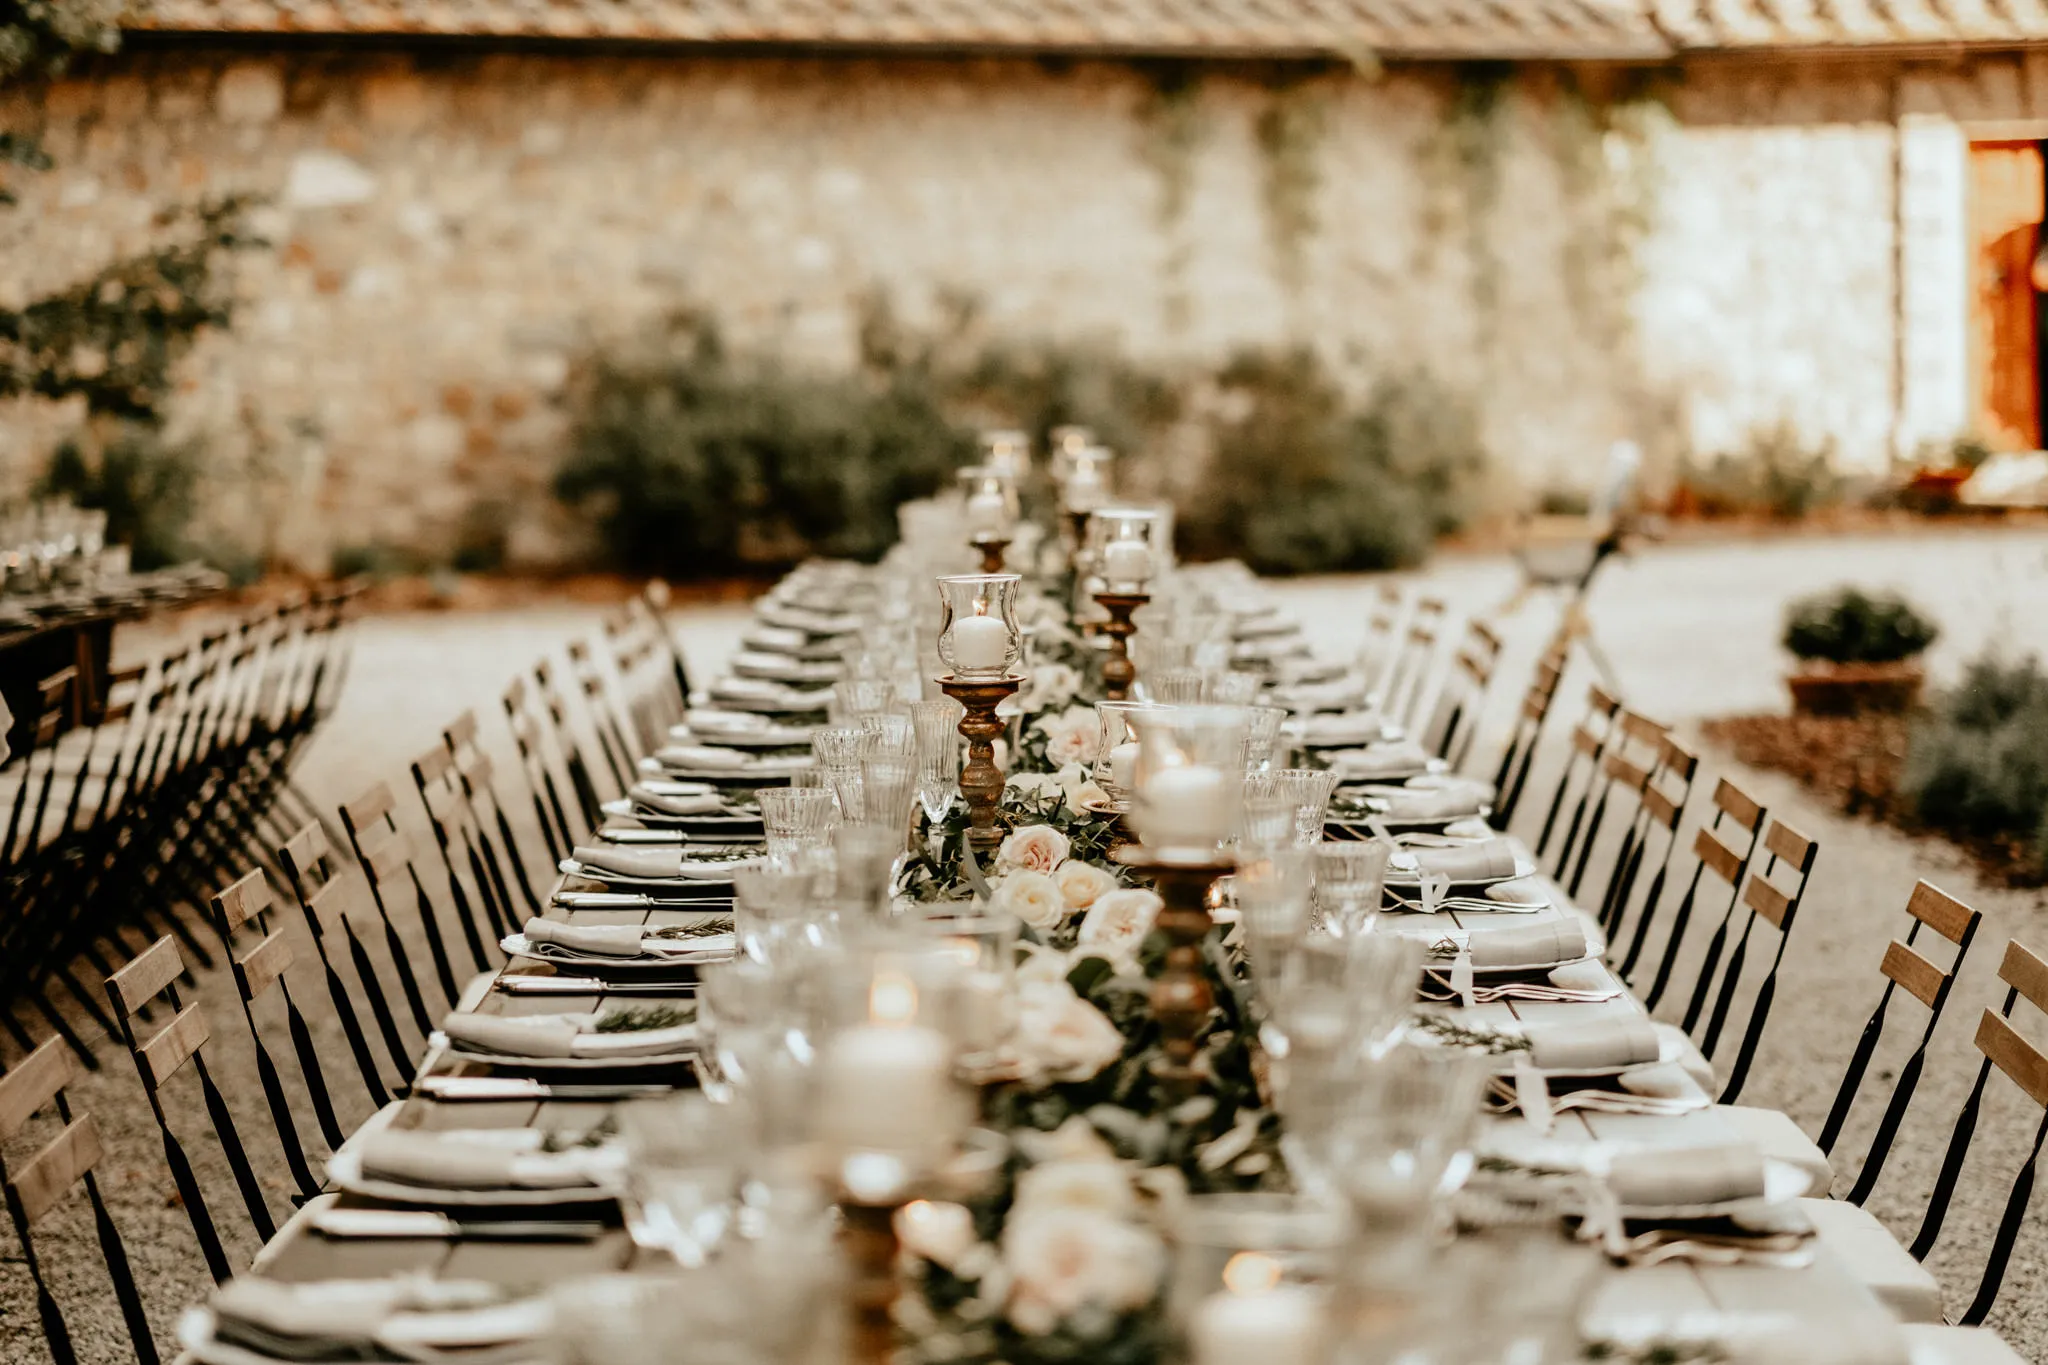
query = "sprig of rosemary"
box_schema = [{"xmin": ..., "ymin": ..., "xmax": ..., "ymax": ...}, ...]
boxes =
[
  {"xmin": 593, "ymin": 1004, "xmax": 696, "ymax": 1032},
  {"xmin": 649, "ymin": 921, "xmax": 732, "ymax": 940},
  {"xmin": 1408, "ymin": 1012, "xmax": 1529, "ymax": 1053}
]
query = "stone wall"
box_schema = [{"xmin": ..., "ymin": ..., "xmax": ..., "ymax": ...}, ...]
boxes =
[{"xmin": 0, "ymin": 44, "xmax": 2019, "ymax": 568}]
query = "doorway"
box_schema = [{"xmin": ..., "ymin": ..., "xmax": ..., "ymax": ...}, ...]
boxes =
[{"xmin": 1969, "ymin": 139, "xmax": 2046, "ymax": 450}]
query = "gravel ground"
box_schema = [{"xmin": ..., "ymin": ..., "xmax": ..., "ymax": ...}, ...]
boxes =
[{"xmin": 8, "ymin": 526, "xmax": 2048, "ymax": 1363}]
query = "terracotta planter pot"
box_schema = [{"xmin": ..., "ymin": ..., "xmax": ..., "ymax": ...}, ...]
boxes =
[{"xmin": 1786, "ymin": 661, "xmax": 1925, "ymax": 716}]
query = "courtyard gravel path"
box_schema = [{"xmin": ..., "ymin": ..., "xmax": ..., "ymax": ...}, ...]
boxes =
[{"xmin": 7, "ymin": 526, "xmax": 2048, "ymax": 1362}]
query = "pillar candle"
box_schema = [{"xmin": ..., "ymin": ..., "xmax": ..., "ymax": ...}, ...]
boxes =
[
  {"xmin": 949, "ymin": 613, "xmax": 1011, "ymax": 672},
  {"xmin": 1140, "ymin": 763, "xmax": 1230, "ymax": 845},
  {"xmin": 1101, "ymin": 540, "xmax": 1151, "ymax": 584}
]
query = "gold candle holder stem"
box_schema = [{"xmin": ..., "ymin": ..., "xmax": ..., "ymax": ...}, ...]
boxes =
[
  {"xmin": 840, "ymin": 1198, "xmax": 903, "ymax": 1365},
  {"xmin": 938, "ymin": 674, "xmax": 1023, "ymax": 854},
  {"xmin": 970, "ymin": 536, "xmax": 1010, "ymax": 576},
  {"xmin": 1093, "ymin": 590, "xmax": 1149, "ymax": 701},
  {"xmin": 1112, "ymin": 847, "xmax": 1234, "ymax": 1102}
]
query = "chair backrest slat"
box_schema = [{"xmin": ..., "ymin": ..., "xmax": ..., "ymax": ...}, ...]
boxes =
[
  {"xmin": 1601, "ymin": 752, "xmax": 1651, "ymax": 790},
  {"xmin": 0, "ymin": 1038, "xmax": 73, "ymax": 1140},
  {"xmin": 1880, "ymin": 940, "xmax": 1948, "ymax": 1010},
  {"xmin": 1743, "ymin": 871, "xmax": 1794, "ymax": 928},
  {"xmin": 1976, "ymin": 1010, "xmax": 2048, "ymax": 1108},
  {"xmin": 1906, "ymin": 881, "xmax": 1978, "ymax": 945},
  {"xmin": 341, "ymin": 781, "xmax": 397, "ymax": 830},
  {"xmin": 212, "ymin": 868, "xmax": 274, "ymax": 935},
  {"xmin": 12, "ymin": 1118, "xmax": 104, "ymax": 1225},
  {"xmin": 1764, "ymin": 820, "xmax": 1818, "ymax": 868},
  {"xmin": 1999, "ymin": 940, "xmax": 2048, "ymax": 1013},
  {"xmin": 106, "ymin": 937, "xmax": 186, "ymax": 1018},
  {"xmin": 236, "ymin": 930, "xmax": 296, "ymax": 1001},
  {"xmin": 138, "ymin": 1004, "xmax": 211, "ymax": 1090},
  {"xmin": 1712, "ymin": 777, "xmax": 1765, "ymax": 832},
  {"xmin": 1692, "ymin": 826, "xmax": 1745, "ymax": 883}
]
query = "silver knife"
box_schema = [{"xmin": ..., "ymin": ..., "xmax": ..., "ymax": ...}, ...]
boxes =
[{"xmin": 313, "ymin": 1209, "xmax": 607, "ymax": 1241}]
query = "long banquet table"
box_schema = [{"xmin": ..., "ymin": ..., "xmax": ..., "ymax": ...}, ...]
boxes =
[{"xmin": 234, "ymin": 825, "xmax": 1924, "ymax": 1364}]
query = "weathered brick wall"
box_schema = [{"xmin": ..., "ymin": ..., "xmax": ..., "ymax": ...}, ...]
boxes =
[{"xmin": 0, "ymin": 47, "xmax": 2011, "ymax": 568}]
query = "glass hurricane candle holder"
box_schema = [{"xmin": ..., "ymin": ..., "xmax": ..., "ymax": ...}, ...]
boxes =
[
  {"xmin": 1171, "ymin": 1195, "xmax": 1350, "ymax": 1365},
  {"xmin": 1128, "ymin": 706, "xmax": 1252, "ymax": 861},
  {"xmin": 916, "ymin": 910, "xmax": 1020, "ymax": 1069},
  {"xmin": 1060, "ymin": 445, "xmax": 1114, "ymax": 514},
  {"xmin": 979, "ymin": 429, "xmax": 1031, "ymax": 479},
  {"xmin": 956, "ymin": 465, "xmax": 1019, "ymax": 541},
  {"xmin": 1091, "ymin": 700, "xmax": 1159, "ymax": 809},
  {"xmin": 934, "ymin": 574, "xmax": 1023, "ymax": 682},
  {"xmin": 1048, "ymin": 424, "xmax": 1095, "ymax": 485},
  {"xmin": 1086, "ymin": 507, "xmax": 1162, "ymax": 592}
]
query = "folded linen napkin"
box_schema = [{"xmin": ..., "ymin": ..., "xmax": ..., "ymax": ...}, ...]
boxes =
[
  {"xmin": 353, "ymin": 1129, "xmax": 606, "ymax": 1191},
  {"xmin": 674, "ymin": 710, "xmax": 768, "ymax": 737},
  {"xmin": 439, "ymin": 1010, "xmax": 697, "ymax": 1058},
  {"xmin": 1329, "ymin": 741, "xmax": 1432, "ymax": 779},
  {"xmin": 1604, "ymin": 1142, "xmax": 1768, "ymax": 1208},
  {"xmin": 521, "ymin": 919, "xmax": 646, "ymax": 957},
  {"xmin": 519, "ymin": 917, "xmax": 734, "ymax": 961},
  {"xmin": 654, "ymin": 743, "xmax": 751, "ymax": 769},
  {"xmin": 569, "ymin": 844, "xmax": 760, "ymax": 880},
  {"xmin": 1615, "ymin": 1061, "xmax": 1710, "ymax": 1102},
  {"xmin": 627, "ymin": 784, "xmax": 724, "ymax": 816},
  {"xmin": 1520, "ymin": 1016, "xmax": 1662, "ymax": 1071},
  {"xmin": 208, "ymin": 1275, "xmax": 517, "ymax": 1352},
  {"xmin": 1303, "ymin": 712, "xmax": 1391, "ymax": 744},
  {"xmin": 732, "ymin": 651, "xmax": 838, "ymax": 681},
  {"xmin": 1484, "ymin": 877, "xmax": 1551, "ymax": 908},
  {"xmin": 1466, "ymin": 917, "xmax": 1590, "ymax": 968},
  {"xmin": 1394, "ymin": 839, "xmax": 1519, "ymax": 883},
  {"xmin": 1370, "ymin": 788, "xmax": 1490, "ymax": 821},
  {"xmin": 743, "ymin": 626, "xmax": 811, "ymax": 654}
]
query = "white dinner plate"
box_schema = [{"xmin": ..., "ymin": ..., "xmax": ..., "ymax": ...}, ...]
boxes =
[{"xmin": 324, "ymin": 1147, "xmax": 626, "ymax": 1207}]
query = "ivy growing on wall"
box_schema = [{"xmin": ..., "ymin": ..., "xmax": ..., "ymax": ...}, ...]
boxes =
[
  {"xmin": 1254, "ymin": 79, "xmax": 1329, "ymax": 301},
  {"xmin": 0, "ymin": 0, "xmax": 118, "ymax": 85},
  {"xmin": 1135, "ymin": 63, "xmax": 1209, "ymax": 333},
  {"xmin": 1434, "ymin": 63, "xmax": 1512, "ymax": 324}
]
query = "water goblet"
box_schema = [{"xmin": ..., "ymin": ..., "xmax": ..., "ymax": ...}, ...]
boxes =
[
  {"xmin": 620, "ymin": 1095, "xmax": 744, "ymax": 1268},
  {"xmin": 858, "ymin": 755, "xmax": 918, "ymax": 838},
  {"xmin": 832, "ymin": 677, "xmax": 895, "ymax": 723},
  {"xmin": 758, "ymin": 786, "xmax": 839, "ymax": 859},
  {"xmin": 1271, "ymin": 767, "xmax": 1341, "ymax": 847},
  {"xmin": 910, "ymin": 698, "xmax": 961, "ymax": 824},
  {"xmin": 1312, "ymin": 840, "xmax": 1392, "ymax": 938},
  {"xmin": 1242, "ymin": 704, "xmax": 1288, "ymax": 772},
  {"xmin": 1151, "ymin": 666, "xmax": 1209, "ymax": 705},
  {"xmin": 859, "ymin": 712, "xmax": 915, "ymax": 758}
]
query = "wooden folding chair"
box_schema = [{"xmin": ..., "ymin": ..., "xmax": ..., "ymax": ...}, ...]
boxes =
[
  {"xmin": 1597, "ymin": 733, "xmax": 1699, "ymax": 947},
  {"xmin": 411, "ymin": 742, "xmax": 517, "ymax": 956},
  {"xmin": 341, "ymin": 779, "xmax": 484, "ymax": 998},
  {"xmin": 1420, "ymin": 618, "xmax": 1503, "ymax": 773},
  {"xmin": 104, "ymin": 936, "xmax": 278, "ymax": 1283},
  {"xmin": 1826, "ymin": 881, "xmax": 1983, "ymax": 1205},
  {"xmin": 1488, "ymin": 644, "xmax": 1566, "ymax": 832},
  {"xmin": 1530, "ymin": 682, "xmax": 1621, "ymax": 872},
  {"xmin": 1384, "ymin": 596, "xmax": 1446, "ymax": 733},
  {"xmin": 1560, "ymin": 708, "xmax": 1668, "ymax": 901},
  {"xmin": 636, "ymin": 579, "xmax": 694, "ymax": 708},
  {"xmin": 533, "ymin": 657, "xmax": 612, "ymax": 831},
  {"xmin": 1637, "ymin": 777, "xmax": 1768, "ymax": 1009},
  {"xmin": 0, "ymin": 1038, "xmax": 158, "ymax": 1365},
  {"xmin": 502, "ymin": 673, "xmax": 579, "ymax": 863},
  {"xmin": 566, "ymin": 638, "xmax": 640, "ymax": 794},
  {"xmin": 206, "ymin": 868, "xmax": 345, "ymax": 1202},
  {"xmin": 1684, "ymin": 818, "xmax": 1820, "ymax": 1104},
  {"xmin": 1906, "ymin": 939, "xmax": 2048, "ymax": 1324},
  {"xmin": 444, "ymin": 710, "xmax": 546, "ymax": 921}
]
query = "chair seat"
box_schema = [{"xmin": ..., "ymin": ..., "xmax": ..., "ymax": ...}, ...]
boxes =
[
  {"xmin": 1905, "ymin": 1326, "xmax": 2028, "ymax": 1365},
  {"xmin": 1801, "ymin": 1197, "xmax": 1944, "ymax": 1324},
  {"xmin": 1716, "ymin": 1104, "xmax": 1834, "ymax": 1191}
]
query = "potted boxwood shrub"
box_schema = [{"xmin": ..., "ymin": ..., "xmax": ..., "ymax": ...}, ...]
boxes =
[{"xmin": 1783, "ymin": 588, "xmax": 1939, "ymax": 715}]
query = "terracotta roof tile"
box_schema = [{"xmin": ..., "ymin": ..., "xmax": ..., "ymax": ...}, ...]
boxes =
[{"xmin": 122, "ymin": 0, "xmax": 2048, "ymax": 53}]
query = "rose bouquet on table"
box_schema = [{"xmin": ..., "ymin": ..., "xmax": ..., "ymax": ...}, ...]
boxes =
[{"xmin": 896, "ymin": 1118, "xmax": 1178, "ymax": 1365}]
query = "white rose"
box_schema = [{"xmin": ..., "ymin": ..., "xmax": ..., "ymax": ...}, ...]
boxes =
[
  {"xmin": 993, "ymin": 869, "xmax": 1065, "ymax": 930},
  {"xmin": 1014, "ymin": 1159, "xmax": 1135, "ymax": 1219},
  {"xmin": 895, "ymin": 1199, "xmax": 980, "ymax": 1272},
  {"xmin": 1054, "ymin": 858, "xmax": 1117, "ymax": 911},
  {"xmin": 1005, "ymin": 772, "xmax": 1063, "ymax": 803},
  {"xmin": 1076, "ymin": 888, "xmax": 1163, "ymax": 968},
  {"xmin": 1016, "ymin": 978, "xmax": 1125, "ymax": 1082},
  {"xmin": 1003, "ymin": 1208, "xmax": 1164, "ymax": 1335},
  {"xmin": 1015, "ymin": 943, "xmax": 1074, "ymax": 986},
  {"xmin": 998, "ymin": 824, "xmax": 1071, "ymax": 874},
  {"xmin": 1024, "ymin": 662, "xmax": 1083, "ymax": 712},
  {"xmin": 1031, "ymin": 706, "xmax": 1099, "ymax": 770}
]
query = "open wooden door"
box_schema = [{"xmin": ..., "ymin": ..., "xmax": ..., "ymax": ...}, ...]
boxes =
[{"xmin": 1970, "ymin": 140, "xmax": 2045, "ymax": 450}]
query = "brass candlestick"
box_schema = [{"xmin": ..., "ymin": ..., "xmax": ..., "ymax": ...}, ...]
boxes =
[
  {"xmin": 971, "ymin": 536, "xmax": 1010, "ymax": 575},
  {"xmin": 840, "ymin": 1197, "xmax": 903, "ymax": 1365},
  {"xmin": 1113, "ymin": 846, "xmax": 1235, "ymax": 1101},
  {"xmin": 1093, "ymin": 590, "xmax": 1149, "ymax": 700},
  {"xmin": 939, "ymin": 674, "xmax": 1023, "ymax": 853}
]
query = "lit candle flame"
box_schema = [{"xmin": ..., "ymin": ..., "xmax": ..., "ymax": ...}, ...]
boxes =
[
  {"xmin": 870, "ymin": 970, "xmax": 919, "ymax": 1026},
  {"xmin": 1222, "ymin": 1251, "xmax": 1283, "ymax": 1295}
]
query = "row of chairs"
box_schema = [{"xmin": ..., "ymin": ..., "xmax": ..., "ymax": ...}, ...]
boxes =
[
  {"xmin": 0, "ymin": 585, "xmax": 696, "ymax": 1364},
  {"xmin": 1446, "ymin": 603, "xmax": 2048, "ymax": 1330},
  {"xmin": 1, "ymin": 587, "xmax": 362, "ymax": 1067}
]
